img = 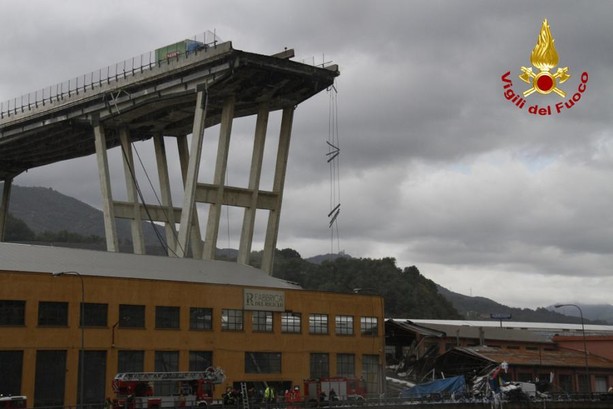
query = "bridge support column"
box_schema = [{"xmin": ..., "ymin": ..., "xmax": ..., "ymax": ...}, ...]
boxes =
[
  {"xmin": 176, "ymin": 89, "xmax": 208, "ymax": 257},
  {"xmin": 177, "ymin": 135, "xmax": 203, "ymax": 258},
  {"xmin": 93, "ymin": 119, "xmax": 119, "ymax": 252},
  {"xmin": 0, "ymin": 178, "xmax": 13, "ymax": 242},
  {"xmin": 120, "ymin": 128, "xmax": 145, "ymax": 255},
  {"xmin": 238, "ymin": 102, "xmax": 269, "ymax": 265},
  {"xmin": 203, "ymin": 96, "xmax": 235, "ymax": 259},
  {"xmin": 154, "ymin": 134, "xmax": 178, "ymax": 255},
  {"xmin": 261, "ymin": 106, "xmax": 294, "ymax": 274}
]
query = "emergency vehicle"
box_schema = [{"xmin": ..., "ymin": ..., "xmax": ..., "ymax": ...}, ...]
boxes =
[
  {"xmin": 112, "ymin": 367, "xmax": 225, "ymax": 409},
  {"xmin": 0, "ymin": 396, "xmax": 27, "ymax": 409},
  {"xmin": 303, "ymin": 377, "xmax": 366, "ymax": 406}
]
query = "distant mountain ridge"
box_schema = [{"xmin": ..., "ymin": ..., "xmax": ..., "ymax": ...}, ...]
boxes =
[
  {"xmin": 4, "ymin": 183, "xmax": 613, "ymax": 324},
  {"xmin": 437, "ymin": 285, "xmax": 613, "ymax": 324},
  {"xmin": 5, "ymin": 184, "xmax": 165, "ymax": 249},
  {"xmin": 545, "ymin": 303, "xmax": 613, "ymax": 324}
]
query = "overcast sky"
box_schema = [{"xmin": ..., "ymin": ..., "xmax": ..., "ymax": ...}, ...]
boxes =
[{"xmin": 2, "ymin": 0, "xmax": 613, "ymax": 310}]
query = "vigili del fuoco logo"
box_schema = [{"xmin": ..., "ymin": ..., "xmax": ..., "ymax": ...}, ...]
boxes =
[{"xmin": 501, "ymin": 19, "xmax": 588, "ymax": 115}]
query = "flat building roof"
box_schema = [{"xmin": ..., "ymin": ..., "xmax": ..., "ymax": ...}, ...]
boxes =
[{"xmin": 0, "ymin": 242, "xmax": 301, "ymax": 289}]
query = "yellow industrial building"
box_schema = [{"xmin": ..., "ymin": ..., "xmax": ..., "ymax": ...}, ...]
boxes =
[{"xmin": 0, "ymin": 243, "xmax": 385, "ymax": 407}]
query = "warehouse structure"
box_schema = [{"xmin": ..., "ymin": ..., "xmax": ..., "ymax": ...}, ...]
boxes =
[
  {"xmin": 386, "ymin": 319, "xmax": 613, "ymax": 395},
  {"xmin": 0, "ymin": 243, "xmax": 385, "ymax": 406}
]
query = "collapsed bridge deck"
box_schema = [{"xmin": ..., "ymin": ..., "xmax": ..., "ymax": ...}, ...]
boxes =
[
  {"xmin": 0, "ymin": 41, "xmax": 338, "ymax": 180},
  {"xmin": 0, "ymin": 39, "xmax": 338, "ymax": 273}
]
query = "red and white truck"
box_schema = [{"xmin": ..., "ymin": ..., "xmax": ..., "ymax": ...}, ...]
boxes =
[
  {"xmin": 303, "ymin": 377, "xmax": 367, "ymax": 406},
  {"xmin": 0, "ymin": 396, "xmax": 27, "ymax": 409},
  {"xmin": 112, "ymin": 368, "xmax": 225, "ymax": 409}
]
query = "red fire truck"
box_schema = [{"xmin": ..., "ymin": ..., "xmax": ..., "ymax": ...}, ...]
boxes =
[
  {"xmin": 0, "ymin": 396, "xmax": 27, "ymax": 409},
  {"xmin": 303, "ymin": 377, "xmax": 367, "ymax": 406},
  {"xmin": 112, "ymin": 368, "xmax": 225, "ymax": 409}
]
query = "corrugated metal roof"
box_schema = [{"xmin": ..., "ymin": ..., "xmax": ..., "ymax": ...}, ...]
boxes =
[
  {"xmin": 0, "ymin": 243, "xmax": 301, "ymax": 289},
  {"xmin": 386, "ymin": 319, "xmax": 446, "ymax": 338},
  {"xmin": 450, "ymin": 345, "xmax": 613, "ymax": 369},
  {"xmin": 415, "ymin": 322, "xmax": 553, "ymax": 344},
  {"xmin": 410, "ymin": 319, "xmax": 613, "ymax": 335}
]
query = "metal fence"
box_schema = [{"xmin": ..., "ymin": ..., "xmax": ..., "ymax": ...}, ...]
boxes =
[
  {"xmin": 21, "ymin": 394, "xmax": 613, "ymax": 409},
  {"xmin": 0, "ymin": 31, "xmax": 221, "ymax": 119}
]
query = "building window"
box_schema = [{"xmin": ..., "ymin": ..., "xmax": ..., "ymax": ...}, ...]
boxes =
[
  {"xmin": 245, "ymin": 352, "xmax": 281, "ymax": 373},
  {"xmin": 362, "ymin": 354, "xmax": 380, "ymax": 396},
  {"xmin": 34, "ymin": 350, "xmax": 66, "ymax": 408},
  {"xmin": 155, "ymin": 351, "xmax": 179, "ymax": 372},
  {"xmin": 335, "ymin": 315, "xmax": 354, "ymax": 335},
  {"xmin": 559, "ymin": 374, "xmax": 572, "ymax": 394},
  {"xmin": 82, "ymin": 350, "xmax": 107, "ymax": 405},
  {"xmin": 310, "ymin": 353, "xmax": 329, "ymax": 378},
  {"xmin": 309, "ymin": 314, "xmax": 328, "ymax": 334},
  {"xmin": 221, "ymin": 309, "xmax": 243, "ymax": 331},
  {"xmin": 336, "ymin": 354, "xmax": 355, "ymax": 377},
  {"xmin": 252, "ymin": 311, "xmax": 273, "ymax": 332},
  {"xmin": 281, "ymin": 312, "xmax": 301, "ymax": 333},
  {"xmin": 156, "ymin": 306, "xmax": 180, "ymax": 329},
  {"xmin": 578, "ymin": 374, "xmax": 589, "ymax": 393},
  {"xmin": 360, "ymin": 316, "xmax": 378, "ymax": 336},
  {"xmin": 595, "ymin": 376, "xmax": 608, "ymax": 393},
  {"xmin": 0, "ymin": 300, "xmax": 25, "ymax": 326},
  {"xmin": 190, "ymin": 308, "xmax": 213, "ymax": 330},
  {"xmin": 0, "ymin": 351, "xmax": 23, "ymax": 396},
  {"xmin": 38, "ymin": 301, "xmax": 68, "ymax": 326},
  {"xmin": 189, "ymin": 351, "xmax": 213, "ymax": 371},
  {"xmin": 82, "ymin": 303, "xmax": 108, "ymax": 327},
  {"xmin": 119, "ymin": 304, "xmax": 145, "ymax": 328},
  {"xmin": 118, "ymin": 350, "xmax": 144, "ymax": 372}
]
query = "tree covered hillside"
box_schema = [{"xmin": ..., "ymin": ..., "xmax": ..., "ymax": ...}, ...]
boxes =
[{"xmin": 269, "ymin": 249, "xmax": 461, "ymax": 319}]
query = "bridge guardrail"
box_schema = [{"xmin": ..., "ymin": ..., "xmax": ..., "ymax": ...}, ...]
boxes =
[{"xmin": 0, "ymin": 31, "xmax": 221, "ymax": 120}]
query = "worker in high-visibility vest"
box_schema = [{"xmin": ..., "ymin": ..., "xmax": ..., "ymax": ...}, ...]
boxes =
[{"xmin": 264, "ymin": 385, "xmax": 275, "ymax": 408}]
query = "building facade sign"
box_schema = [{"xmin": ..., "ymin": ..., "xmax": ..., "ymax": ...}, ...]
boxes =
[{"xmin": 243, "ymin": 288, "xmax": 285, "ymax": 311}]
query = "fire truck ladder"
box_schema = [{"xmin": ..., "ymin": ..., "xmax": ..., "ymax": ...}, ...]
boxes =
[
  {"xmin": 240, "ymin": 382, "xmax": 249, "ymax": 409},
  {"xmin": 114, "ymin": 369, "xmax": 225, "ymax": 383}
]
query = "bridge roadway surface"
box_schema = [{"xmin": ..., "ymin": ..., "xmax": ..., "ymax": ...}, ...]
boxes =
[{"xmin": 0, "ymin": 41, "xmax": 338, "ymax": 180}]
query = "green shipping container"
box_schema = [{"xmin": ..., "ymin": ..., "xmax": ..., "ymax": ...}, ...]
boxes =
[{"xmin": 155, "ymin": 39, "xmax": 204, "ymax": 62}]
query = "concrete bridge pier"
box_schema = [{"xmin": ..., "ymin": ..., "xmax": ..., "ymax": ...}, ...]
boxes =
[
  {"xmin": 0, "ymin": 178, "xmax": 12, "ymax": 241},
  {"xmin": 176, "ymin": 134, "xmax": 203, "ymax": 259},
  {"xmin": 202, "ymin": 96, "xmax": 236, "ymax": 259},
  {"xmin": 175, "ymin": 89, "xmax": 208, "ymax": 258},
  {"xmin": 93, "ymin": 117, "xmax": 119, "ymax": 252},
  {"xmin": 152, "ymin": 133, "xmax": 178, "ymax": 255},
  {"xmin": 261, "ymin": 106, "xmax": 294, "ymax": 273},
  {"xmin": 120, "ymin": 127, "xmax": 145, "ymax": 255},
  {"xmin": 237, "ymin": 102, "xmax": 270, "ymax": 266}
]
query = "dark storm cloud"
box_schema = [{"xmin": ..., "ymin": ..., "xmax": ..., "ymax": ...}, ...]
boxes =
[{"xmin": 3, "ymin": 0, "xmax": 613, "ymax": 308}]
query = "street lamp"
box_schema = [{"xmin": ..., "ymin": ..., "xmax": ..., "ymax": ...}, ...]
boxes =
[
  {"xmin": 53, "ymin": 271, "xmax": 85, "ymax": 409},
  {"xmin": 555, "ymin": 303, "xmax": 591, "ymax": 395}
]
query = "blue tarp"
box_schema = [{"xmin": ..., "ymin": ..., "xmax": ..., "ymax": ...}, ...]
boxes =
[{"xmin": 399, "ymin": 375, "xmax": 466, "ymax": 399}]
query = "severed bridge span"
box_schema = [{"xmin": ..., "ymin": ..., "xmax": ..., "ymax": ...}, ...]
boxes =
[{"xmin": 0, "ymin": 32, "xmax": 339, "ymax": 273}]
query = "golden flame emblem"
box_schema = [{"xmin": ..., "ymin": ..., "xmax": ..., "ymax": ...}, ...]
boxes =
[{"xmin": 519, "ymin": 19, "xmax": 570, "ymax": 97}]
